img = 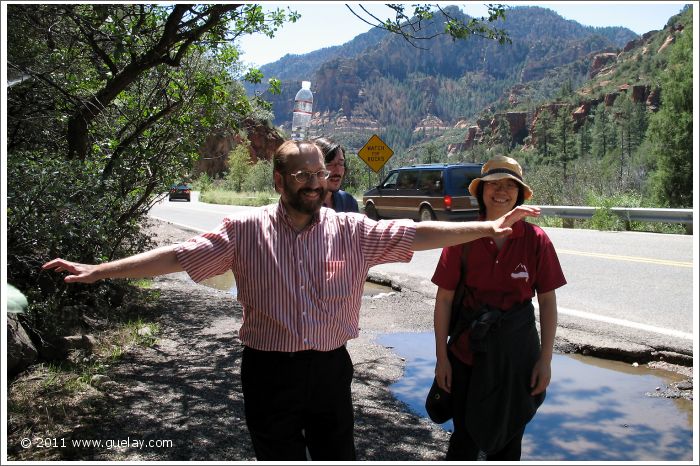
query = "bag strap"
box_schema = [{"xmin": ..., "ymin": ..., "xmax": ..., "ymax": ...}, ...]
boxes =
[
  {"xmin": 447, "ymin": 242, "xmax": 472, "ymax": 340},
  {"xmin": 459, "ymin": 241, "xmax": 470, "ymax": 278}
]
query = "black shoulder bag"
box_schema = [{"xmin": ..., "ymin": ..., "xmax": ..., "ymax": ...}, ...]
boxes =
[{"xmin": 425, "ymin": 243, "xmax": 471, "ymax": 424}]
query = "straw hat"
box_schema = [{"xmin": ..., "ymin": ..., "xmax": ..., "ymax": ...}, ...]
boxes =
[{"xmin": 468, "ymin": 155, "xmax": 533, "ymax": 200}]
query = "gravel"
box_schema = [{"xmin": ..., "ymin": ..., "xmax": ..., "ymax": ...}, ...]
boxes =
[{"xmin": 80, "ymin": 218, "xmax": 451, "ymax": 461}]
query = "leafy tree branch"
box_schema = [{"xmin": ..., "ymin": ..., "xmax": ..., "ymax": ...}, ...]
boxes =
[{"xmin": 345, "ymin": 3, "xmax": 510, "ymax": 49}]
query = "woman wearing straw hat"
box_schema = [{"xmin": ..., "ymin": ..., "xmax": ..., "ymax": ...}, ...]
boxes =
[{"xmin": 430, "ymin": 155, "xmax": 567, "ymax": 460}]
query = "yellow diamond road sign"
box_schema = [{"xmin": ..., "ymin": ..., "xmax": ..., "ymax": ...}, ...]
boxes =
[{"xmin": 358, "ymin": 134, "xmax": 394, "ymax": 173}]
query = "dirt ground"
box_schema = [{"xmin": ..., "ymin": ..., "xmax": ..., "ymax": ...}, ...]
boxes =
[
  {"xmin": 7, "ymin": 218, "xmax": 692, "ymax": 461},
  {"xmin": 7, "ymin": 219, "xmax": 450, "ymax": 461}
]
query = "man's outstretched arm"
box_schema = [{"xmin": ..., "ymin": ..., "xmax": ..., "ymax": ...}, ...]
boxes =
[
  {"xmin": 42, "ymin": 245, "xmax": 183, "ymax": 284},
  {"xmin": 412, "ymin": 205, "xmax": 540, "ymax": 251}
]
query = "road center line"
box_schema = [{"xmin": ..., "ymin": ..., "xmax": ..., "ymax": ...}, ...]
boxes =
[{"xmin": 557, "ymin": 248, "xmax": 692, "ymax": 267}]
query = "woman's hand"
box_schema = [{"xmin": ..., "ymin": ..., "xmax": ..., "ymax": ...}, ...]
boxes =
[
  {"xmin": 435, "ymin": 355, "xmax": 453, "ymax": 393},
  {"xmin": 530, "ymin": 356, "xmax": 552, "ymax": 395}
]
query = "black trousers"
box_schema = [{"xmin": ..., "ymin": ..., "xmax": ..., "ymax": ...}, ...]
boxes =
[
  {"xmin": 446, "ymin": 354, "xmax": 526, "ymax": 461},
  {"xmin": 241, "ymin": 345, "xmax": 356, "ymax": 461}
]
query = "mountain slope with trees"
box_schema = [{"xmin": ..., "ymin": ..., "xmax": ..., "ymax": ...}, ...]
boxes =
[
  {"xmin": 249, "ymin": 4, "xmax": 692, "ymax": 216},
  {"xmin": 255, "ymin": 5, "xmax": 638, "ymax": 151},
  {"xmin": 388, "ymin": 5, "xmax": 693, "ymax": 224}
]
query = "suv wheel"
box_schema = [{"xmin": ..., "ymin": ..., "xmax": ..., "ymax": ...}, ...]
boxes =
[
  {"xmin": 365, "ymin": 203, "xmax": 379, "ymax": 220},
  {"xmin": 419, "ymin": 206, "xmax": 436, "ymax": 222}
]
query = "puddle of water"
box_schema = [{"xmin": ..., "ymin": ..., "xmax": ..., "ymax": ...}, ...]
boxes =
[
  {"xmin": 200, "ymin": 270, "xmax": 238, "ymax": 296},
  {"xmin": 197, "ymin": 271, "xmax": 393, "ymax": 298},
  {"xmin": 362, "ymin": 280, "xmax": 396, "ymax": 297},
  {"xmin": 377, "ymin": 332, "xmax": 693, "ymax": 461}
]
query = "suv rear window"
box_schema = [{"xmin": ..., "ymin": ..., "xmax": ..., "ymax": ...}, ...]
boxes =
[
  {"xmin": 445, "ymin": 167, "xmax": 480, "ymax": 196},
  {"xmin": 417, "ymin": 170, "xmax": 442, "ymax": 192}
]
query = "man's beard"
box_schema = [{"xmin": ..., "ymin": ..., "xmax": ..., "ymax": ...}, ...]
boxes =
[{"xmin": 283, "ymin": 178, "xmax": 327, "ymax": 215}]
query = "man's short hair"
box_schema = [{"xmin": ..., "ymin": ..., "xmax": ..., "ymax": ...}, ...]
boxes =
[{"xmin": 273, "ymin": 140, "xmax": 320, "ymax": 174}]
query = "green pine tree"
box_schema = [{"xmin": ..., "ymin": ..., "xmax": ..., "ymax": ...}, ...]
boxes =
[
  {"xmin": 551, "ymin": 107, "xmax": 577, "ymax": 178},
  {"xmin": 591, "ymin": 104, "xmax": 614, "ymax": 160},
  {"xmin": 646, "ymin": 22, "xmax": 693, "ymax": 207}
]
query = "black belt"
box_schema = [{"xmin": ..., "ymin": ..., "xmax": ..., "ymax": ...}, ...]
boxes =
[{"xmin": 243, "ymin": 345, "xmax": 345, "ymax": 359}]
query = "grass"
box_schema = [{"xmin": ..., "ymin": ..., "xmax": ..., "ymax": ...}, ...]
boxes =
[
  {"xmin": 34, "ymin": 318, "xmax": 158, "ymax": 394},
  {"xmin": 529, "ymin": 214, "xmax": 687, "ymax": 234},
  {"xmin": 199, "ymin": 189, "xmax": 279, "ymax": 206},
  {"xmin": 40, "ymin": 362, "xmax": 89, "ymax": 393},
  {"xmin": 96, "ymin": 318, "xmax": 160, "ymax": 363},
  {"xmin": 7, "ymin": 316, "xmax": 162, "ymax": 460},
  {"xmin": 130, "ymin": 278, "xmax": 154, "ymax": 289},
  {"xmin": 124, "ymin": 319, "xmax": 160, "ymax": 347},
  {"xmin": 528, "ymin": 215, "xmax": 564, "ymax": 229},
  {"xmin": 195, "ymin": 189, "xmax": 687, "ymax": 235}
]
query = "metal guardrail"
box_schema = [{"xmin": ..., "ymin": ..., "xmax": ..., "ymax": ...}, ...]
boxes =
[
  {"xmin": 534, "ymin": 205, "xmax": 693, "ymax": 233},
  {"xmin": 609, "ymin": 207, "xmax": 693, "ymax": 224},
  {"xmin": 535, "ymin": 206, "xmax": 693, "ymax": 223}
]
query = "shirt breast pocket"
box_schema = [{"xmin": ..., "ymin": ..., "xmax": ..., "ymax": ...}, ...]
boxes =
[{"xmin": 323, "ymin": 260, "xmax": 352, "ymax": 301}]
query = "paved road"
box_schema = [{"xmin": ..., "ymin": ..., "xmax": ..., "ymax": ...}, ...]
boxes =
[{"xmin": 149, "ymin": 196, "xmax": 695, "ymax": 360}]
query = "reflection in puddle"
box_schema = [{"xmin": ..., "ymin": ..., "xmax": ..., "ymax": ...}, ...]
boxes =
[
  {"xmin": 377, "ymin": 332, "xmax": 692, "ymax": 461},
  {"xmin": 362, "ymin": 280, "xmax": 397, "ymax": 297},
  {"xmin": 200, "ymin": 270, "xmax": 238, "ymax": 296}
]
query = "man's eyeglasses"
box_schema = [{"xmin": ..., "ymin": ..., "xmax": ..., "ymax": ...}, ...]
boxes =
[{"xmin": 288, "ymin": 169, "xmax": 331, "ymax": 183}]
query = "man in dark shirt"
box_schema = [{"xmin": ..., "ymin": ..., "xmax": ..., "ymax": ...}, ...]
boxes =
[{"xmin": 313, "ymin": 136, "xmax": 359, "ymax": 213}]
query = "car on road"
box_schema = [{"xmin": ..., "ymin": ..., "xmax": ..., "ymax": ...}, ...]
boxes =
[
  {"xmin": 168, "ymin": 183, "xmax": 191, "ymax": 202},
  {"xmin": 362, "ymin": 163, "xmax": 483, "ymax": 221}
]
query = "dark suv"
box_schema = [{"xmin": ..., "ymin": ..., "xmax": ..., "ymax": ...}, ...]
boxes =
[
  {"xmin": 362, "ymin": 163, "xmax": 483, "ymax": 221},
  {"xmin": 168, "ymin": 183, "xmax": 191, "ymax": 202}
]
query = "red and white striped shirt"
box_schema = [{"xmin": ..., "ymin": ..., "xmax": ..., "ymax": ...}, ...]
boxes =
[{"xmin": 174, "ymin": 202, "xmax": 416, "ymax": 352}]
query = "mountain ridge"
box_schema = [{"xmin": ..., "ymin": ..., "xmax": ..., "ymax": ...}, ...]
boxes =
[{"xmin": 240, "ymin": 5, "xmax": 687, "ymax": 153}]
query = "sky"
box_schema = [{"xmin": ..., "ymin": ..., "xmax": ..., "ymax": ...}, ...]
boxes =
[{"xmin": 237, "ymin": 1, "xmax": 689, "ymax": 68}]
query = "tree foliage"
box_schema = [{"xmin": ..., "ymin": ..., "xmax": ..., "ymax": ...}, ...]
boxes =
[
  {"xmin": 6, "ymin": 3, "xmax": 297, "ymax": 336},
  {"xmin": 591, "ymin": 105, "xmax": 615, "ymax": 160},
  {"xmin": 551, "ymin": 107, "xmax": 577, "ymax": 178},
  {"xmin": 225, "ymin": 145, "xmax": 253, "ymax": 192},
  {"xmin": 8, "ymin": 4, "xmax": 297, "ymax": 159},
  {"xmin": 345, "ymin": 3, "xmax": 510, "ymax": 49},
  {"xmin": 646, "ymin": 22, "xmax": 693, "ymax": 207},
  {"xmin": 242, "ymin": 159, "xmax": 275, "ymax": 193}
]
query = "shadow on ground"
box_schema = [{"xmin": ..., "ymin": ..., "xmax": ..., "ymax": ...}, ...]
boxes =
[{"xmin": 13, "ymin": 272, "xmax": 447, "ymax": 461}]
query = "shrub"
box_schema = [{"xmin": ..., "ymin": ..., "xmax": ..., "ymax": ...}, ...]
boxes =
[
  {"xmin": 241, "ymin": 160, "xmax": 274, "ymax": 192},
  {"xmin": 7, "ymin": 150, "xmax": 154, "ymax": 337}
]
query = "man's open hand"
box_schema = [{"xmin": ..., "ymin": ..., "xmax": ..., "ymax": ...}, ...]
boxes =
[{"xmin": 42, "ymin": 259, "xmax": 101, "ymax": 283}]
